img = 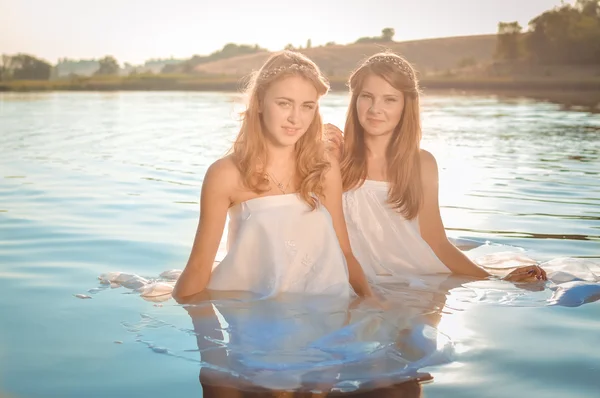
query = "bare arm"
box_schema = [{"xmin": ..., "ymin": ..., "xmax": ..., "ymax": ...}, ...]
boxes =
[
  {"xmin": 418, "ymin": 150, "xmax": 491, "ymax": 278},
  {"xmin": 417, "ymin": 150, "xmax": 546, "ymax": 281},
  {"xmin": 321, "ymin": 155, "xmax": 373, "ymax": 297},
  {"xmin": 172, "ymin": 159, "xmax": 233, "ymax": 302}
]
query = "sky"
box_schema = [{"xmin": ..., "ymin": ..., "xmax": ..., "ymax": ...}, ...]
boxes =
[{"xmin": 1, "ymin": 0, "xmax": 571, "ymax": 65}]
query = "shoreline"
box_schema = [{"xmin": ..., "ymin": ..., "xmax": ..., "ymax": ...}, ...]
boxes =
[
  {"xmin": 2, "ymin": 76, "xmax": 599, "ymax": 112},
  {"xmin": 3, "ymin": 76, "xmax": 600, "ymax": 92}
]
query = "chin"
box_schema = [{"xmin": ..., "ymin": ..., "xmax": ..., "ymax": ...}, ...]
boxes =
[
  {"xmin": 364, "ymin": 128, "xmax": 393, "ymax": 138},
  {"xmin": 274, "ymin": 136, "xmax": 302, "ymax": 148}
]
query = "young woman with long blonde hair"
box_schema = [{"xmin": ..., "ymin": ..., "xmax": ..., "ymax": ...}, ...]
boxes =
[{"xmin": 173, "ymin": 50, "xmax": 372, "ymax": 302}]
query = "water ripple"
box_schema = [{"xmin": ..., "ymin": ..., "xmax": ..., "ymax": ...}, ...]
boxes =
[{"xmin": 1, "ymin": 91, "xmax": 599, "ymax": 397}]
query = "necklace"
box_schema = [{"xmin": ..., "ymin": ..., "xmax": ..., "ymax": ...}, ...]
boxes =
[{"xmin": 267, "ymin": 171, "xmax": 292, "ymax": 194}]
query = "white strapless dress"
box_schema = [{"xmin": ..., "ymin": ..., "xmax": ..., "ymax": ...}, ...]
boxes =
[
  {"xmin": 207, "ymin": 193, "xmax": 352, "ymax": 298},
  {"xmin": 343, "ymin": 180, "xmax": 450, "ymax": 281}
]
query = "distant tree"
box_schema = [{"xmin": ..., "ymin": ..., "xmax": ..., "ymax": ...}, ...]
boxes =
[
  {"xmin": 495, "ymin": 22, "xmax": 523, "ymax": 60},
  {"xmin": 306, "ymin": 39, "xmax": 312, "ymax": 49},
  {"xmin": 356, "ymin": 27, "xmax": 396, "ymax": 44},
  {"xmin": 325, "ymin": 41, "xmax": 336, "ymax": 46},
  {"xmin": 355, "ymin": 36, "xmax": 378, "ymax": 44},
  {"xmin": 143, "ymin": 57, "xmax": 183, "ymax": 68},
  {"xmin": 576, "ymin": 0, "xmax": 600, "ymax": 16},
  {"xmin": 285, "ymin": 43, "xmax": 295, "ymax": 51},
  {"xmin": 7, "ymin": 54, "xmax": 52, "ymax": 80},
  {"xmin": 95, "ymin": 56, "xmax": 120, "ymax": 75},
  {"xmin": 181, "ymin": 62, "xmax": 195, "ymax": 74},
  {"xmin": 525, "ymin": 2, "xmax": 600, "ymax": 64},
  {"xmin": 0, "ymin": 54, "xmax": 11, "ymax": 81},
  {"xmin": 162, "ymin": 43, "xmax": 267, "ymax": 74},
  {"xmin": 381, "ymin": 27, "xmax": 395, "ymax": 41},
  {"xmin": 161, "ymin": 64, "xmax": 179, "ymax": 74},
  {"xmin": 49, "ymin": 66, "xmax": 59, "ymax": 80},
  {"xmin": 218, "ymin": 43, "xmax": 265, "ymax": 59}
]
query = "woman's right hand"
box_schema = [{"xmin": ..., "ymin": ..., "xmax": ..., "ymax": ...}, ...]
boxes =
[
  {"xmin": 503, "ymin": 264, "xmax": 547, "ymax": 282},
  {"xmin": 324, "ymin": 123, "xmax": 344, "ymax": 161}
]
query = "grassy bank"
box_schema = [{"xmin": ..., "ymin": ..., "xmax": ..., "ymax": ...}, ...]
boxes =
[
  {"xmin": 2, "ymin": 74, "xmax": 600, "ymax": 111},
  {"xmin": 0, "ymin": 74, "xmax": 247, "ymax": 92},
  {"xmin": 4, "ymin": 73, "xmax": 600, "ymax": 92}
]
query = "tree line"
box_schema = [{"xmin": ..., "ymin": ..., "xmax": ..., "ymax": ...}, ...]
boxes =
[
  {"xmin": 0, "ymin": 43, "xmax": 266, "ymax": 81},
  {"xmin": 0, "ymin": 27, "xmax": 397, "ymax": 81},
  {"xmin": 495, "ymin": 0, "xmax": 600, "ymax": 64},
  {"xmin": 2, "ymin": 0, "xmax": 598, "ymax": 83}
]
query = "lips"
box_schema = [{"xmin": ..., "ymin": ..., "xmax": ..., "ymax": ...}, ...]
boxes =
[
  {"xmin": 283, "ymin": 127, "xmax": 301, "ymax": 135},
  {"xmin": 366, "ymin": 119, "xmax": 385, "ymax": 127}
]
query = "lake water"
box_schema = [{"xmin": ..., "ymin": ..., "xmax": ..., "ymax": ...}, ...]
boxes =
[{"xmin": 1, "ymin": 91, "xmax": 599, "ymax": 398}]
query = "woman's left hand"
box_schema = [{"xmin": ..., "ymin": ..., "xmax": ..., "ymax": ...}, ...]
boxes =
[
  {"xmin": 324, "ymin": 123, "xmax": 344, "ymax": 161},
  {"xmin": 503, "ymin": 264, "xmax": 548, "ymax": 282}
]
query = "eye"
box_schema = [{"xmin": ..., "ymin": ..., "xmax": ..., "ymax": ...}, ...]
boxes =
[
  {"xmin": 359, "ymin": 93, "xmax": 371, "ymax": 99},
  {"xmin": 277, "ymin": 101, "xmax": 291, "ymax": 108},
  {"xmin": 303, "ymin": 104, "xmax": 315, "ymax": 110},
  {"xmin": 385, "ymin": 97, "xmax": 397, "ymax": 102}
]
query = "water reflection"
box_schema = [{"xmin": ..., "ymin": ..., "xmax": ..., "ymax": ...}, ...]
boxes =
[
  {"xmin": 101, "ymin": 251, "xmax": 600, "ymax": 394},
  {"xmin": 200, "ymin": 377, "xmax": 424, "ymax": 398},
  {"xmin": 176, "ymin": 276, "xmax": 468, "ymax": 396}
]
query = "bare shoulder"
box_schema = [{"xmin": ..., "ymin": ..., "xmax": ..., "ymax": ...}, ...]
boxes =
[
  {"xmin": 206, "ymin": 155, "xmax": 238, "ymax": 177},
  {"xmin": 419, "ymin": 149, "xmax": 438, "ymax": 171},
  {"xmin": 202, "ymin": 155, "xmax": 240, "ymax": 198},
  {"xmin": 419, "ymin": 149, "xmax": 439, "ymax": 188}
]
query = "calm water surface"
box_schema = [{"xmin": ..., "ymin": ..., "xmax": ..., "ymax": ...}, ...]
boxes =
[{"xmin": 1, "ymin": 91, "xmax": 599, "ymax": 397}]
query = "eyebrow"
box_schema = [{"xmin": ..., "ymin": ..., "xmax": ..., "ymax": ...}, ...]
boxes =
[
  {"xmin": 275, "ymin": 96, "xmax": 316, "ymax": 104},
  {"xmin": 361, "ymin": 90, "xmax": 400, "ymax": 98}
]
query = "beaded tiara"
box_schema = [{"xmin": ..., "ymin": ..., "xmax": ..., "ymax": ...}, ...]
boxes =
[
  {"xmin": 365, "ymin": 55, "xmax": 415, "ymax": 81},
  {"xmin": 259, "ymin": 63, "xmax": 314, "ymax": 79},
  {"xmin": 257, "ymin": 55, "xmax": 414, "ymax": 81}
]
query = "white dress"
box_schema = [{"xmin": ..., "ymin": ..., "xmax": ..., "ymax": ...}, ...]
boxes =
[
  {"xmin": 343, "ymin": 179, "xmax": 450, "ymax": 282},
  {"xmin": 207, "ymin": 193, "xmax": 352, "ymax": 298},
  {"xmin": 197, "ymin": 194, "xmax": 361, "ymax": 389},
  {"xmin": 196, "ymin": 191, "xmax": 454, "ymax": 391}
]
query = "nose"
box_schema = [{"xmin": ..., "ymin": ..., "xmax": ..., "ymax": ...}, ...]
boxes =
[
  {"xmin": 368, "ymin": 98, "xmax": 383, "ymax": 114},
  {"xmin": 287, "ymin": 105, "xmax": 300, "ymax": 125}
]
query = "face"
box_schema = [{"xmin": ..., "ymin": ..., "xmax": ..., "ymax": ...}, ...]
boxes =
[
  {"xmin": 356, "ymin": 74, "xmax": 405, "ymax": 137},
  {"xmin": 260, "ymin": 74, "xmax": 319, "ymax": 148}
]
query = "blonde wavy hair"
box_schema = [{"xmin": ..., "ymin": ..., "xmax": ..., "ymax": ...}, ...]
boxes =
[
  {"xmin": 341, "ymin": 52, "xmax": 423, "ymax": 219},
  {"xmin": 230, "ymin": 51, "xmax": 330, "ymax": 210}
]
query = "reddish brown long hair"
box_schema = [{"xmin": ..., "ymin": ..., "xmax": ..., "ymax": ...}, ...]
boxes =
[{"xmin": 341, "ymin": 52, "xmax": 423, "ymax": 219}]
